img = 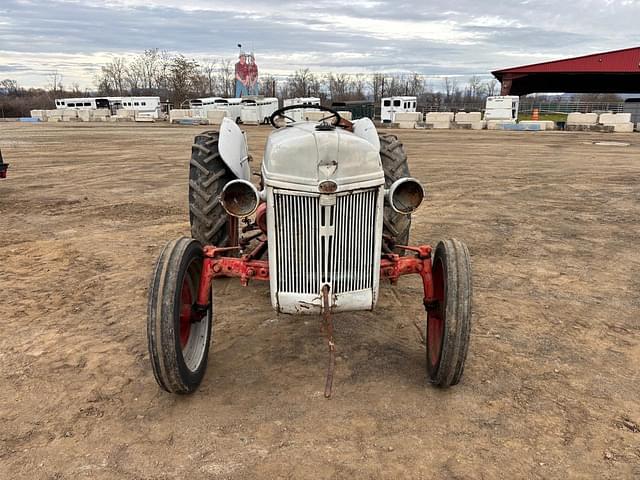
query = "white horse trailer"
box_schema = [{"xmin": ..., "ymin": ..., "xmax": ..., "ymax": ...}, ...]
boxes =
[
  {"xmin": 189, "ymin": 97, "xmax": 222, "ymax": 108},
  {"xmin": 240, "ymin": 97, "xmax": 279, "ymax": 124},
  {"xmin": 283, "ymin": 97, "xmax": 321, "ymax": 122},
  {"xmin": 55, "ymin": 96, "xmax": 161, "ymax": 118},
  {"xmin": 381, "ymin": 96, "xmax": 417, "ymax": 123},
  {"xmin": 484, "ymin": 96, "xmax": 519, "ymax": 120},
  {"xmin": 210, "ymin": 98, "xmax": 243, "ymax": 123}
]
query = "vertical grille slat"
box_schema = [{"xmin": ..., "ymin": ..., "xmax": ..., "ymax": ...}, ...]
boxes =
[{"xmin": 274, "ymin": 189, "xmax": 378, "ymax": 295}]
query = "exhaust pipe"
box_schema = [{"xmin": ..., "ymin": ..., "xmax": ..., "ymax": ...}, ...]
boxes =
[
  {"xmin": 220, "ymin": 179, "xmax": 261, "ymax": 217},
  {"xmin": 386, "ymin": 178, "xmax": 425, "ymax": 214}
]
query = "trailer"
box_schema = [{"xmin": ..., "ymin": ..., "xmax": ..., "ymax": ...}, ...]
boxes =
[
  {"xmin": 331, "ymin": 100, "xmax": 375, "ymax": 120},
  {"xmin": 624, "ymin": 98, "xmax": 640, "ymax": 125},
  {"xmin": 55, "ymin": 96, "xmax": 162, "ymax": 118},
  {"xmin": 283, "ymin": 97, "xmax": 321, "ymax": 122},
  {"xmin": 381, "ymin": 96, "xmax": 417, "ymax": 123},
  {"xmin": 210, "ymin": 98, "xmax": 243, "ymax": 123},
  {"xmin": 484, "ymin": 96, "xmax": 519, "ymax": 121},
  {"xmin": 240, "ymin": 97, "xmax": 279, "ymax": 124},
  {"xmin": 189, "ymin": 97, "xmax": 223, "ymax": 108}
]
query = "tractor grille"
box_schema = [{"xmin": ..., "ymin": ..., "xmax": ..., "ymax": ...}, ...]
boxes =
[{"xmin": 274, "ymin": 188, "xmax": 378, "ymax": 295}]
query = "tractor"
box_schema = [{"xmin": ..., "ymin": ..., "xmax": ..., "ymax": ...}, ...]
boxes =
[{"xmin": 147, "ymin": 105, "xmax": 472, "ymax": 397}]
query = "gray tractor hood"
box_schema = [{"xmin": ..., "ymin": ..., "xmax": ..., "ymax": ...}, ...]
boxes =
[{"xmin": 261, "ymin": 122, "xmax": 384, "ymax": 192}]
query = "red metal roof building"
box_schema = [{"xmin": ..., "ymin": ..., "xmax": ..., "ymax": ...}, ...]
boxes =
[{"xmin": 492, "ymin": 47, "xmax": 640, "ymax": 95}]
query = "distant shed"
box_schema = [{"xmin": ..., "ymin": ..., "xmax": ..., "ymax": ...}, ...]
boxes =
[
  {"xmin": 493, "ymin": 47, "xmax": 640, "ymax": 96},
  {"xmin": 331, "ymin": 100, "xmax": 375, "ymax": 120},
  {"xmin": 624, "ymin": 98, "xmax": 640, "ymax": 124}
]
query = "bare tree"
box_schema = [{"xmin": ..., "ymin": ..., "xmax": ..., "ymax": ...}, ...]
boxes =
[
  {"xmin": 259, "ymin": 74, "xmax": 277, "ymax": 97},
  {"xmin": 169, "ymin": 55, "xmax": 200, "ymax": 104},
  {"xmin": 48, "ymin": 71, "xmax": 64, "ymax": 95},
  {"xmin": 99, "ymin": 57, "xmax": 128, "ymax": 95},
  {"xmin": 485, "ymin": 79, "xmax": 498, "ymax": 97},
  {"xmin": 0, "ymin": 79, "xmax": 19, "ymax": 95},
  {"xmin": 216, "ymin": 58, "xmax": 235, "ymax": 98},
  {"xmin": 202, "ymin": 61, "xmax": 217, "ymax": 96}
]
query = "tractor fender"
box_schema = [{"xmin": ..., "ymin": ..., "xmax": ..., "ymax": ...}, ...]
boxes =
[
  {"xmin": 218, "ymin": 117, "xmax": 251, "ymax": 181},
  {"xmin": 352, "ymin": 118, "xmax": 380, "ymax": 151}
]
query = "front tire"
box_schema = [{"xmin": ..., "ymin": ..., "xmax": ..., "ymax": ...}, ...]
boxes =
[
  {"xmin": 379, "ymin": 134, "xmax": 412, "ymax": 252},
  {"xmin": 426, "ymin": 239, "xmax": 472, "ymax": 387},
  {"xmin": 147, "ymin": 237, "xmax": 212, "ymax": 394},
  {"xmin": 189, "ymin": 131, "xmax": 237, "ymax": 247}
]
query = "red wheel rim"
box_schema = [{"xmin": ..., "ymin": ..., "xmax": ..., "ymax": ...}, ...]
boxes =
[
  {"xmin": 179, "ymin": 276, "xmax": 193, "ymax": 348},
  {"xmin": 428, "ymin": 257, "xmax": 445, "ymax": 368}
]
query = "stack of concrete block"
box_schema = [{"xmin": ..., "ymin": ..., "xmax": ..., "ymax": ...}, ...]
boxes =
[
  {"xmin": 61, "ymin": 109, "xmax": 78, "ymax": 122},
  {"xmin": 169, "ymin": 109, "xmax": 191, "ymax": 123},
  {"xmin": 206, "ymin": 109, "xmax": 227, "ymax": 125},
  {"xmin": 30, "ymin": 110, "xmax": 47, "ymax": 121},
  {"xmin": 77, "ymin": 110, "xmax": 92, "ymax": 122},
  {"xmin": 486, "ymin": 119, "xmax": 517, "ymax": 130},
  {"xmin": 109, "ymin": 109, "xmax": 135, "ymax": 122},
  {"xmin": 337, "ymin": 111, "xmax": 353, "ymax": 121},
  {"xmin": 567, "ymin": 113, "xmax": 598, "ymax": 127},
  {"xmin": 425, "ymin": 112, "xmax": 454, "ymax": 129},
  {"xmin": 395, "ymin": 112, "xmax": 423, "ymax": 129},
  {"xmin": 598, "ymin": 113, "xmax": 634, "ymax": 133},
  {"xmin": 92, "ymin": 109, "xmax": 111, "ymax": 121},
  {"xmin": 454, "ymin": 112, "xmax": 485, "ymax": 130},
  {"xmin": 45, "ymin": 110, "xmax": 63, "ymax": 122},
  {"xmin": 519, "ymin": 120, "xmax": 555, "ymax": 131}
]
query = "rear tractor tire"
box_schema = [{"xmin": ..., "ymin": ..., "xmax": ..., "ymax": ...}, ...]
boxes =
[
  {"xmin": 189, "ymin": 131, "xmax": 237, "ymax": 247},
  {"xmin": 379, "ymin": 133, "xmax": 412, "ymax": 252},
  {"xmin": 426, "ymin": 239, "xmax": 472, "ymax": 387},
  {"xmin": 147, "ymin": 237, "xmax": 212, "ymax": 394}
]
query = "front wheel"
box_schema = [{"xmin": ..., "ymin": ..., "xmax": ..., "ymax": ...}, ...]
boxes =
[
  {"xmin": 426, "ymin": 239, "xmax": 472, "ymax": 387},
  {"xmin": 147, "ymin": 237, "xmax": 212, "ymax": 394}
]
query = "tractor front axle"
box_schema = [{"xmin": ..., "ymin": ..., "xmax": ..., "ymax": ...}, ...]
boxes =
[{"xmin": 195, "ymin": 243, "xmax": 438, "ymax": 313}]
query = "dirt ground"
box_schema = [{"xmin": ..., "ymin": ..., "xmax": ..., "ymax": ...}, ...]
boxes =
[{"xmin": 0, "ymin": 122, "xmax": 638, "ymax": 479}]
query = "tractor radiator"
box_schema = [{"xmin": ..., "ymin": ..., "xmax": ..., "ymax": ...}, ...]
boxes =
[{"xmin": 274, "ymin": 188, "xmax": 378, "ymax": 295}]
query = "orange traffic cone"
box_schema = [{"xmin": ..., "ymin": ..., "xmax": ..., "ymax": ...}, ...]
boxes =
[{"xmin": 532, "ymin": 108, "xmax": 539, "ymax": 121}]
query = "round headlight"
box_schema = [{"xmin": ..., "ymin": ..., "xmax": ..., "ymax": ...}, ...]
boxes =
[
  {"xmin": 388, "ymin": 178, "xmax": 425, "ymax": 214},
  {"xmin": 220, "ymin": 179, "xmax": 260, "ymax": 217}
]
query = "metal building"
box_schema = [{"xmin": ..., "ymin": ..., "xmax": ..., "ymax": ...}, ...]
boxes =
[{"xmin": 493, "ymin": 47, "xmax": 640, "ymax": 96}]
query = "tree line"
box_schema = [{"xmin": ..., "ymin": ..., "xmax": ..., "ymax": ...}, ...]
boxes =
[{"xmin": 0, "ymin": 48, "xmax": 624, "ymax": 117}]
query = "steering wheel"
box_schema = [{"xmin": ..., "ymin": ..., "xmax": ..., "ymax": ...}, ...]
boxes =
[{"xmin": 270, "ymin": 104, "xmax": 343, "ymax": 129}]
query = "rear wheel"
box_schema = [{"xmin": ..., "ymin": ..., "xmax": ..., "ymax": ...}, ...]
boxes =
[
  {"xmin": 147, "ymin": 237, "xmax": 212, "ymax": 394},
  {"xmin": 426, "ymin": 239, "xmax": 472, "ymax": 387},
  {"xmin": 379, "ymin": 134, "xmax": 411, "ymax": 252},
  {"xmin": 189, "ymin": 131, "xmax": 238, "ymax": 247}
]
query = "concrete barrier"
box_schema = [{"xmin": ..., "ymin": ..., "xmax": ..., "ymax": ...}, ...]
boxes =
[
  {"xmin": 426, "ymin": 112, "xmax": 454, "ymax": 123},
  {"xmin": 92, "ymin": 109, "xmax": 110, "ymax": 121},
  {"xmin": 62, "ymin": 109, "xmax": 78, "ymax": 121},
  {"xmin": 395, "ymin": 112, "xmax": 423, "ymax": 122},
  {"xmin": 519, "ymin": 120, "xmax": 555, "ymax": 131},
  {"xmin": 599, "ymin": 113, "xmax": 632, "ymax": 125},
  {"xmin": 77, "ymin": 110, "xmax": 92, "ymax": 122},
  {"xmin": 486, "ymin": 120, "xmax": 517, "ymax": 130},
  {"xmin": 469, "ymin": 121, "xmax": 486, "ymax": 130},
  {"xmin": 397, "ymin": 121, "xmax": 417, "ymax": 129},
  {"xmin": 169, "ymin": 109, "xmax": 191, "ymax": 123},
  {"xmin": 337, "ymin": 111, "xmax": 353, "ymax": 121},
  {"xmin": 428, "ymin": 121, "xmax": 452, "ymax": 129},
  {"xmin": 30, "ymin": 110, "xmax": 47, "ymax": 121},
  {"xmin": 454, "ymin": 112, "xmax": 482, "ymax": 123},
  {"xmin": 206, "ymin": 109, "xmax": 227, "ymax": 125},
  {"xmin": 567, "ymin": 112, "xmax": 598, "ymax": 125},
  {"xmin": 610, "ymin": 123, "xmax": 634, "ymax": 133}
]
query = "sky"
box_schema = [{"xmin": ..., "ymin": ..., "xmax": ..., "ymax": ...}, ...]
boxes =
[{"xmin": 1, "ymin": 0, "xmax": 639, "ymax": 89}]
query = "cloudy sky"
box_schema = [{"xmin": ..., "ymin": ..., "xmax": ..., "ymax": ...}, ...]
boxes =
[{"xmin": 1, "ymin": 0, "xmax": 638, "ymax": 89}]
